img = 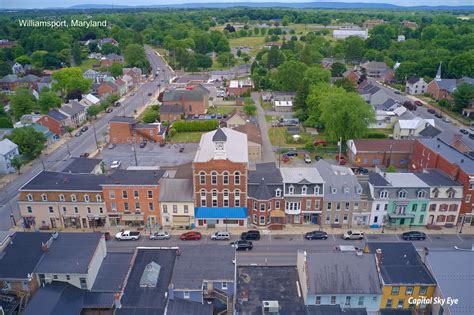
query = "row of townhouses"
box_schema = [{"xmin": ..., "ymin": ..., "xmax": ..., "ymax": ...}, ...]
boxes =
[
  {"xmin": 18, "ymin": 128, "xmax": 473, "ymax": 231},
  {"xmin": 0, "ymin": 232, "xmax": 469, "ymax": 315}
]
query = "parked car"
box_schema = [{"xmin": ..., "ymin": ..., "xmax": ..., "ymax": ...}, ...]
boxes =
[
  {"xmin": 114, "ymin": 102, "xmax": 121, "ymax": 107},
  {"xmin": 357, "ymin": 167, "xmax": 369, "ymax": 174},
  {"xmin": 305, "ymin": 231, "xmax": 328, "ymax": 240},
  {"xmin": 281, "ymin": 155, "xmax": 290, "ymax": 163},
  {"xmin": 434, "ymin": 112, "xmax": 443, "ymax": 119},
  {"xmin": 314, "ymin": 155, "xmax": 322, "ymax": 161},
  {"xmin": 180, "ymin": 231, "xmax": 202, "ymax": 241},
  {"xmin": 80, "ymin": 153, "xmax": 89, "ymax": 158},
  {"xmin": 108, "ymin": 143, "xmax": 115, "ymax": 149},
  {"xmin": 106, "ymin": 107, "xmax": 113, "ymax": 113},
  {"xmin": 469, "ymin": 133, "xmax": 474, "ymax": 140},
  {"xmin": 115, "ymin": 230, "xmax": 141, "ymax": 241},
  {"xmin": 394, "ymin": 90, "xmax": 401, "ymax": 94},
  {"xmin": 339, "ymin": 159, "xmax": 347, "ymax": 165},
  {"xmin": 75, "ymin": 131, "xmax": 82, "ymax": 137},
  {"xmin": 240, "ymin": 230, "xmax": 260, "ymax": 241},
  {"xmin": 211, "ymin": 231, "xmax": 231, "ymax": 241},
  {"xmin": 442, "ymin": 117, "xmax": 450, "ymax": 123},
  {"xmin": 81, "ymin": 126, "xmax": 89, "ymax": 132},
  {"xmin": 216, "ymin": 114, "xmax": 222, "ymax": 119},
  {"xmin": 304, "ymin": 153, "xmax": 312, "ymax": 164},
  {"xmin": 179, "ymin": 146, "xmax": 184, "ymax": 153},
  {"xmin": 414, "ymin": 101, "xmax": 423, "ymax": 106},
  {"xmin": 343, "ymin": 230, "xmax": 364, "ymax": 240},
  {"xmin": 286, "ymin": 150, "xmax": 298, "ymax": 157},
  {"xmin": 313, "ymin": 140, "xmax": 327, "ymax": 146},
  {"xmin": 130, "ymin": 93, "xmax": 135, "ymax": 96},
  {"xmin": 139, "ymin": 141, "xmax": 147, "ymax": 148},
  {"xmin": 427, "ymin": 108, "xmax": 436, "ymax": 114},
  {"xmin": 110, "ymin": 160, "xmax": 121, "ymax": 169},
  {"xmin": 150, "ymin": 231, "xmax": 170, "ymax": 240},
  {"xmin": 402, "ymin": 231, "xmax": 426, "ymax": 241},
  {"xmin": 460, "ymin": 129, "xmax": 469, "ymax": 135},
  {"xmin": 231, "ymin": 240, "xmax": 253, "ymax": 251}
]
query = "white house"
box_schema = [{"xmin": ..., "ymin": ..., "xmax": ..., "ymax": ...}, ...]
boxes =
[
  {"xmin": 80, "ymin": 94, "xmax": 100, "ymax": 107},
  {"xmin": 393, "ymin": 117, "xmax": 435, "ymax": 140},
  {"xmin": 0, "ymin": 138, "xmax": 19, "ymax": 174},
  {"xmin": 405, "ymin": 77, "xmax": 428, "ymax": 95}
]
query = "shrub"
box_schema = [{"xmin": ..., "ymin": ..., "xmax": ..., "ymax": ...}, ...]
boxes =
[
  {"xmin": 366, "ymin": 132, "xmax": 386, "ymax": 139},
  {"xmin": 172, "ymin": 120, "xmax": 219, "ymax": 132}
]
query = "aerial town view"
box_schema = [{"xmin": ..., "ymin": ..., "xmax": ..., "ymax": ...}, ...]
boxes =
[{"xmin": 0, "ymin": 0, "xmax": 472, "ymax": 314}]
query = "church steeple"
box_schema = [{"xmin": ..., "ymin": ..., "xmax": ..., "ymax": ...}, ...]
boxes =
[{"xmin": 435, "ymin": 62, "xmax": 442, "ymax": 81}]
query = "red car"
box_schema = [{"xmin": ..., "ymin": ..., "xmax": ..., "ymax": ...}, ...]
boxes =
[
  {"xmin": 335, "ymin": 154, "xmax": 347, "ymax": 165},
  {"xmin": 179, "ymin": 231, "xmax": 202, "ymax": 241},
  {"xmin": 414, "ymin": 101, "xmax": 423, "ymax": 106},
  {"xmin": 313, "ymin": 140, "xmax": 327, "ymax": 147}
]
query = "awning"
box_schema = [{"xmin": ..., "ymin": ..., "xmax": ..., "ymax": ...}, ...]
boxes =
[
  {"xmin": 87, "ymin": 214, "xmax": 106, "ymax": 219},
  {"xmin": 388, "ymin": 213, "xmax": 415, "ymax": 219},
  {"xmin": 62, "ymin": 214, "xmax": 80, "ymax": 218},
  {"xmin": 173, "ymin": 216, "xmax": 191, "ymax": 224},
  {"xmin": 270, "ymin": 210, "xmax": 285, "ymax": 218},
  {"xmin": 195, "ymin": 207, "xmax": 247, "ymax": 219},
  {"xmin": 122, "ymin": 214, "xmax": 144, "ymax": 221}
]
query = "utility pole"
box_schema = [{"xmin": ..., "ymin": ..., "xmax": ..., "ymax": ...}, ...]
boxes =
[
  {"xmin": 131, "ymin": 143, "xmax": 138, "ymax": 166},
  {"xmin": 338, "ymin": 136, "xmax": 342, "ymax": 165},
  {"xmin": 40, "ymin": 158, "xmax": 46, "ymax": 170},
  {"xmin": 93, "ymin": 123, "xmax": 99, "ymax": 150}
]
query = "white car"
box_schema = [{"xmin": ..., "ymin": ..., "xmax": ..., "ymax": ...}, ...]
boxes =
[
  {"xmin": 343, "ymin": 230, "xmax": 365, "ymax": 240},
  {"xmin": 150, "ymin": 231, "xmax": 170, "ymax": 240},
  {"xmin": 110, "ymin": 160, "xmax": 121, "ymax": 169}
]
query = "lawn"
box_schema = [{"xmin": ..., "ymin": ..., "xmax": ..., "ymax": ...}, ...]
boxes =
[
  {"xmin": 229, "ymin": 36, "xmax": 266, "ymax": 48},
  {"xmin": 261, "ymin": 101, "xmax": 273, "ymax": 111},
  {"xmin": 79, "ymin": 58, "xmax": 100, "ymax": 71},
  {"xmin": 265, "ymin": 115, "xmax": 273, "ymax": 122},
  {"xmin": 207, "ymin": 106, "xmax": 237, "ymax": 115},
  {"xmin": 168, "ymin": 131, "xmax": 204, "ymax": 143},
  {"xmin": 268, "ymin": 127, "xmax": 310, "ymax": 148}
]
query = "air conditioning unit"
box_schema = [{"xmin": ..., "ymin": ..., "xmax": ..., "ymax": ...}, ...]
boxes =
[{"xmin": 262, "ymin": 300, "xmax": 279, "ymax": 313}]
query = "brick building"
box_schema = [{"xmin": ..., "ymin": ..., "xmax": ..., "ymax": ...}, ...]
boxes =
[
  {"xmin": 192, "ymin": 128, "xmax": 249, "ymax": 228},
  {"xmin": 227, "ymin": 79, "xmax": 253, "ymax": 97},
  {"xmin": 97, "ymin": 81, "xmax": 119, "ymax": 99},
  {"xmin": 161, "ymin": 85, "xmax": 209, "ymax": 116},
  {"xmin": 159, "ymin": 104, "xmax": 184, "ymax": 122},
  {"xmin": 410, "ymin": 137, "xmax": 474, "ymax": 225},
  {"xmin": 37, "ymin": 109, "xmax": 69, "ymax": 136},
  {"xmin": 347, "ymin": 139, "xmax": 414, "ymax": 168},
  {"xmin": 247, "ymin": 163, "xmax": 285, "ymax": 229},
  {"xmin": 108, "ymin": 116, "xmax": 165, "ymax": 144}
]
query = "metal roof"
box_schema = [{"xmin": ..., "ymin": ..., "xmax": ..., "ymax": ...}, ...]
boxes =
[
  {"xmin": 194, "ymin": 128, "xmax": 248, "ymax": 163},
  {"xmin": 60, "ymin": 157, "xmax": 102, "ymax": 174},
  {"xmin": 280, "ymin": 167, "xmax": 324, "ymax": 184},
  {"xmin": 166, "ymin": 298, "xmax": 212, "ymax": 315},
  {"xmin": 0, "ymin": 139, "xmax": 17, "ymax": 155},
  {"xmin": 92, "ymin": 252, "xmax": 133, "ymax": 292},
  {"xmin": 158, "ymin": 179, "xmax": 193, "ymax": 202}
]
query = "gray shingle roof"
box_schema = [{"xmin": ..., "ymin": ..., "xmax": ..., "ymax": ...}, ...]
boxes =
[
  {"xmin": 419, "ymin": 137, "xmax": 474, "ymax": 174},
  {"xmin": 20, "ymin": 74, "xmax": 40, "ymax": 83},
  {"xmin": 406, "ymin": 76, "xmax": 420, "ymax": 84},
  {"xmin": 414, "ymin": 169, "xmax": 462, "ymax": 187},
  {"xmin": 110, "ymin": 116, "xmax": 136, "ymax": 123},
  {"xmin": 159, "ymin": 104, "xmax": 184, "ymax": 114},
  {"xmin": 158, "ymin": 179, "xmax": 193, "ymax": 202},
  {"xmin": 60, "ymin": 101, "xmax": 85, "ymax": 116},
  {"xmin": 162, "ymin": 86, "xmax": 207, "ymax": 102},
  {"xmin": 20, "ymin": 171, "xmax": 106, "ymax": 191},
  {"xmin": 0, "ymin": 74, "xmax": 18, "ymax": 83},
  {"xmin": 171, "ymin": 244, "xmax": 234, "ymax": 290},
  {"xmin": 92, "ymin": 252, "xmax": 133, "ymax": 292},
  {"xmin": 103, "ymin": 169, "xmax": 166, "ymax": 186},
  {"xmin": 248, "ymin": 163, "xmax": 283, "ymax": 200},
  {"xmin": 368, "ymin": 172, "xmax": 390, "ymax": 187},
  {"xmin": 305, "ymin": 252, "xmax": 381, "ymax": 295},
  {"xmin": 35, "ymin": 232, "xmax": 103, "ymax": 274},
  {"xmin": 435, "ymin": 79, "xmax": 457, "ymax": 92},
  {"xmin": 315, "ymin": 160, "xmax": 361, "ymax": 202}
]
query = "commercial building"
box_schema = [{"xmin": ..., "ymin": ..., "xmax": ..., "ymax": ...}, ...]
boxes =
[
  {"xmin": 159, "ymin": 178, "xmax": 195, "ymax": 229},
  {"xmin": 108, "ymin": 116, "xmax": 166, "ymax": 144},
  {"xmin": 347, "ymin": 139, "xmax": 414, "ymax": 168}
]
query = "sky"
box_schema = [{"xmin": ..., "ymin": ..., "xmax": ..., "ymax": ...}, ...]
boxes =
[{"xmin": 0, "ymin": 0, "xmax": 471, "ymax": 9}]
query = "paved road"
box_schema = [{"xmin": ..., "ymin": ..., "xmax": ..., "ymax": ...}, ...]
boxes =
[
  {"xmin": 252, "ymin": 92, "xmax": 275, "ymax": 163},
  {"xmin": 105, "ymin": 233, "xmax": 474, "ymax": 265},
  {"xmin": 0, "ymin": 48, "xmax": 172, "ymax": 231}
]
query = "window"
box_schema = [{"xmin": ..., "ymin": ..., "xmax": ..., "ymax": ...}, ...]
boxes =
[
  {"xmin": 59, "ymin": 194, "xmax": 65, "ymax": 202},
  {"xmin": 48, "ymin": 206, "xmax": 54, "ymax": 214},
  {"xmin": 386, "ymin": 299, "xmax": 393, "ymax": 308},
  {"xmin": 358, "ymin": 296, "xmax": 364, "ymax": 306},
  {"xmin": 275, "ymin": 189, "xmax": 282, "ymax": 197},
  {"xmin": 212, "ymin": 190, "xmax": 218, "ymax": 207},
  {"xmin": 397, "ymin": 299, "xmax": 404, "ymax": 309},
  {"xmin": 380, "ymin": 190, "xmax": 388, "ymax": 199},
  {"xmin": 405, "ymin": 287, "xmax": 413, "ymax": 295},
  {"xmin": 147, "ymin": 202, "xmax": 153, "ymax": 211},
  {"xmin": 433, "ymin": 189, "xmax": 439, "ymax": 198},
  {"xmin": 223, "ymin": 172, "xmax": 229, "ymax": 185},
  {"xmin": 183, "ymin": 291, "xmax": 190, "ymax": 299},
  {"xmin": 374, "ymin": 216, "xmax": 378, "ymax": 223},
  {"xmin": 253, "ymin": 214, "xmax": 257, "ymax": 224},
  {"xmin": 173, "ymin": 205, "xmax": 178, "ymax": 213},
  {"xmin": 27, "ymin": 206, "xmax": 32, "ymax": 213},
  {"xmin": 133, "ymin": 190, "xmax": 139, "ymax": 198},
  {"xmin": 109, "ymin": 191, "xmax": 115, "ymax": 199},
  {"xmin": 315, "ymin": 296, "xmax": 321, "ymax": 305},
  {"xmin": 384, "ymin": 204, "xmax": 388, "ymax": 211},
  {"xmin": 286, "ymin": 202, "xmax": 300, "ymax": 211},
  {"xmin": 331, "ymin": 187, "xmax": 337, "ymax": 194},
  {"xmin": 419, "ymin": 215, "xmax": 424, "ymax": 224},
  {"xmin": 343, "ymin": 214, "xmax": 348, "ymax": 223},
  {"xmin": 392, "ymin": 286, "xmax": 400, "ymax": 295},
  {"xmin": 259, "ymin": 216, "xmax": 265, "ymax": 224},
  {"xmin": 84, "ymin": 195, "xmax": 90, "ymax": 202},
  {"xmin": 53, "ymin": 275, "xmax": 58, "ymax": 279},
  {"xmin": 27, "ymin": 194, "xmax": 33, "ymax": 201},
  {"xmin": 447, "ymin": 190, "xmax": 455, "ymax": 198},
  {"xmin": 163, "ymin": 205, "xmax": 168, "ymax": 213},
  {"xmin": 222, "ymin": 282, "xmax": 227, "ymax": 290},
  {"xmin": 376, "ymin": 204, "xmax": 380, "ymax": 211},
  {"xmin": 345, "ymin": 296, "xmax": 351, "ymax": 306},
  {"xmin": 124, "ymin": 202, "xmax": 129, "ymax": 211},
  {"xmin": 412, "ymin": 204, "xmax": 418, "ymax": 212},
  {"xmin": 325, "ymin": 214, "xmax": 330, "ymax": 224},
  {"xmin": 344, "ymin": 187, "xmax": 350, "ymax": 195},
  {"xmin": 334, "ymin": 214, "xmax": 340, "ymax": 223},
  {"xmin": 71, "ymin": 194, "xmax": 77, "ymax": 202},
  {"xmin": 223, "ymin": 190, "xmax": 229, "ymax": 207},
  {"xmin": 122, "ymin": 191, "xmax": 128, "ymax": 198},
  {"xmin": 275, "ymin": 201, "xmax": 280, "ymax": 209},
  {"xmin": 288, "ymin": 185, "xmax": 294, "ymax": 195},
  {"xmin": 417, "ymin": 190, "xmax": 426, "ymax": 198},
  {"xmin": 314, "ymin": 186, "xmax": 320, "ymax": 195},
  {"xmin": 111, "ymin": 202, "xmax": 117, "ymax": 212},
  {"xmin": 135, "ymin": 202, "xmax": 140, "ymax": 210},
  {"xmin": 330, "ymin": 296, "xmax": 336, "ymax": 305},
  {"xmin": 87, "ymin": 207, "xmax": 91, "ymax": 214},
  {"xmin": 336, "ymin": 203, "xmax": 341, "ymax": 211},
  {"xmin": 80, "ymin": 278, "xmax": 87, "ymax": 289},
  {"xmin": 301, "ymin": 185, "xmax": 307, "ymax": 195},
  {"xmin": 234, "ymin": 190, "xmax": 240, "ymax": 207},
  {"xmin": 200, "ymin": 172, "xmax": 206, "ymax": 184},
  {"xmin": 421, "ymin": 204, "xmax": 427, "ymax": 212},
  {"xmin": 260, "ymin": 204, "xmax": 266, "ymax": 212},
  {"xmin": 147, "ymin": 190, "xmax": 153, "ymax": 199},
  {"xmin": 398, "ymin": 190, "xmax": 407, "ymax": 199},
  {"xmin": 99, "ymin": 207, "xmax": 104, "ymax": 214},
  {"xmin": 234, "ymin": 171, "xmax": 240, "ymax": 185},
  {"xmin": 211, "ymin": 171, "xmax": 217, "ymax": 185},
  {"xmin": 306, "ymin": 200, "xmax": 311, "ymax": 210},
  {"xmin": 327, "ymin": 202, "xmax": 332, "ymax": 210},
  {"xmin": 466, "ymin": 195, "xmax": 471, "ymax": 203},
  {"xmin": 200, "ymin": 190, "xmax": 206, "ymax": 207},
  {"xmin": 66, "ymin": 275, "xmax": 70, "ymax": 280},
  {"xmin": 315, "ymin": 200, "xmax": 320, "ymax": 210},
  {"xmin": 419, "ymin": 286, "xmax": 427, "ymax": 295},
  {"xmin": 430, "ymin": 204, "xmax": 436, "ymax": 212},
  {"xmin": 96, "ymin": 194, "xmax": 102, "ymax": 202},
  {"xmin": 354, "ymin": 202, "xmax": 359, "ymax": 209},
  {"xmin": 345, "ymin": 202, "xmax": 350, "ymax": 210}
]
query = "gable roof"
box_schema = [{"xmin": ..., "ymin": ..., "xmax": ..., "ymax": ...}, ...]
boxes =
[
  {"xmin": 46, "ymin": 109, "xmax": 68, "ymax": 122},
  {"xmin": 406, "ymin": 76, "xmax": 421, "ymax": 84},
  {"xmin": 315, "ymin": 159, "xmax": 361, "ymax": 202},
  {"xmin": 418, "ymin": 124, "xmax": 442, "ymax": 138},
  {"xmin": 158, "ymin": 179, "xmax": 193, "ymax": 202},
  {"xmin": 349, "ymin": 139, "xmax": 414, "ymax": 153},
  {"xmin": 0, "ymin": 138, "xmax": 18, "ymax": 155},
  {"xmin": 233, "ymin": 122, "xmax": 262, "ymax": 145},
  {"xmin": 20, "ymin": 171, "xmax": 106, "ymax": 191},
  {"xmin": 194, "ymin": 128, "xmax": 248, "ymax": 163},
  {"xmin": 159, "ymin": 104, "xmax": 184, "ymax": 114},
  {"xmin": 0, "ymin": 74, "xmax": 19, "ymax": 83},
  {"xmin": 434, "ymin": 79, "xmax": 457, "ymax": 92},
  {"xmin": 60, "ymin": 157, "xmax": 102, "ymax": 174},
  {"xmin": 280, "ymin": 167, "xmax": 324, "ymax": 184},
  {"xmin": 414, "ymin": 169, "xmax": 463, "ymax": 187},
  {"xmin": 60, "ymin": 100, "xmax": 85, "ymax": 116},
  {"xmin": 162, "ymin": 86, "xmax": 208, "ymax": 102}
]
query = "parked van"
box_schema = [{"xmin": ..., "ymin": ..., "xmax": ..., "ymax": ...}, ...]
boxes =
[
  {"xmin": 343, "ymin": 230, "xmax": 365, "ymax": 240},
  {"xmin": 211, "ymin": 231, "xmax": 231, "ymax": 240}
]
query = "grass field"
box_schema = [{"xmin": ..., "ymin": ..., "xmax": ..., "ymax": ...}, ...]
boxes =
[
  {"xmin": 207, "ymin": 106, "xmax": 237, "ymax": 115},
  {"xmin": 229, "ymin": 36, "xmax": 266, "ymax": 48},
  {"xmin": 168, "ymin": 131, "xmax": 204, "ymax": 143},
  {"xmin": 79, "ymin": 58, "xmax": 100, "ymax": 71}
]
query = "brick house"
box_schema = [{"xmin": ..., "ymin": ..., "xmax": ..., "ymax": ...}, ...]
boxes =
[
  {"xmin": 161, "ymin": 85, "xmax": 209, "ymax": 116},
  {"xmin": 280, "ymin": 167, "xmax": 324, "ymax": 225},
  {"xmin": 102, "ymin": 170, "xmax": 166, "ymax": 228},
  {"xmin": 347, "ymin": 139, "xmax": 415, "ymax": 168},
  {"xmin": 192, "ymin": 128, "xmax": 249, "ymax": 228},
  {"xmin": 343, "ymin": 69, "xmax": 361, "ymax": 85},
  {"xmin": 37, "ymin": 109, "xmax": 69, "ymax": 136},
  {"xmin": 100, "ymin": 53, "xmax": 124, "ymax": 68},
  {"xmin": 114, "ymin": 78, "xmax": 127, "ymax": 96},
  {"xmin": 159, "ymin": 104, "xmax": 184, "ymax": 122},
  {"xmin": 97, "ymin": 81, "xmax": 119, "ymax": 99},
  {"xmin": 410, "ymin": 137, "xmax": 474, "ymax": 225},
  {"xmin": 363, "ymin": 19, "xmax": 385, "ymax": 29},
  {"xmin": 361, "ymin": 61, "xmax": 390, "ymax": 79},
  {"xmin": 247, "ymin": 163, "xmax": 285, "ymax": 229},
  {"xmin": 108, "ymin": 116, "xmax": 165, "ymax": 144},
  {"xmin": 227, "ymin": 79, "xmax": 253, "ymax": 97},
  {"xmin": 123, "ymin": 68, "xmax": 142, "ymax": 85}
]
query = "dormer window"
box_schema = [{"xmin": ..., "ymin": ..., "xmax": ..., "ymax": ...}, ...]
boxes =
[
  {"xmin": 275, "ymin": 189, "xmax": 282, "ymax": 197},
  {"xmin": 27, "ymin": 194, "xmax": 33, "ymax": 201},
  {"xmin": 447, "ymin": 190, "xmax": 455, "ymax": 198},
  {"xmin": 343, "ymin": 187, "xmax": 350, "ymax": 195},
  {"xmin": 331, "ymin": 187, "xmax": 337, "ymax": 194},
  {"xmin": 398, "ymin": 190, "xmax": 407, "ymax": 199},
  {"xmin": 59, "ymin": 194, "xmax": 65, "ymax": 202},
  {"xmin": 288, "ymin": 185, "xmax": 294, "ymax": 195},
  {"xmin": 302, "ymin": 185, "xmax": 307, "ymax": 195},
  {"xmin": 433, "ymin": 188, "xmax": 439, "ymax": 198},
  {"xmin": 380, "ymin": 190, "xmax": 388, "ymax": 199},
  {"xmin": 84, "ymin": 195, "xmax": 90, "ymax": 202},
  {"xmin": 96, "ymin": 194, "xmax": 102, "ymax": 202},
  {"xmin": 41, "ymin": 194, "xmax": 47, "ymax": 202},
  {"xmin": 314, "ymin": 186, "xmax": 320, "ymax": 195},
  {"xmin": 356, "ymin": 187, "xmax": 362, "ymax": 195},
  {"xmin": 417, "ymin": 190, "xmax": 426, "ymax": 199}
]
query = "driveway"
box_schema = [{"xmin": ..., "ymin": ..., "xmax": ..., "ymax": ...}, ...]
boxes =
[{"xmin": 252, "ymin": 92, "xmax": 275, "ymax": 163}]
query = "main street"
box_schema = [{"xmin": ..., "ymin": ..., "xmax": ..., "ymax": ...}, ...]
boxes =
[
  {"xmin": 0, "ymin": 47, "xmax": 171, "ymax": 230},
  {"xmin": 105, "ymin": 232, "xmax": 474, "ymax": 265}
]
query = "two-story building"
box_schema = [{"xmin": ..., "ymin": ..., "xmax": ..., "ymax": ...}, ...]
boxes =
[
  {"xmin": 108, "ymin": 116, "xmax": 166, "ymax": 144},
  {"xmin": 192, "ymin": 128, "xmax": 248, "ymax": 228},
  {"xmin": 247, "ymin": 162, "xmax": 285, "ymax": 229},
  {"xmin": 297, "ymin": 250, "xmax": 382, "ymax": 314},
  {"xmin": 405, "ymin": 77, "xmax": 427, "ymax": 95},
  {"xmin": 161, "ymin": 85, "xmax": 209, "ymax": 117},
  {"xmin": 280, "ymin": 167, "xmax": 324, "ymax": 225},
  {"xmin": 58, "ymin": 100, "xmax": 87, "ymax": 129},
  {"xmin": 0, "ymin": 138, "xmax": 19, "ymax": 174},
  {"xmin": 159, "ymin": 178, "xmax": 194, "ymax": 229}
]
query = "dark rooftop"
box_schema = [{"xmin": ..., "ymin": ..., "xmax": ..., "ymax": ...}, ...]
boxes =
[
  {"xmin": 20, "ymin": 171, "xmax": 106, "ymax": 191},
  {"xmin": 117, "ymin": 248, "xmax": 177, "ymax": 315},
  {"xmin": 35, "ymin": 233, "xmax": 103, "ymax": 274},
  {"xmin": 103, "ymin": 169, "xmax": 166, "ymax": 186},
  {"xmin": 368, "ymin": 172, "xmax": 390, "ymax": 187},
  {"xmin": 166, "ymin": 298, "xmax": 213, "ymax": 315},
  {"xmin": 159, "ymin": 104, "xmax": 184, "ymax": 114},
  {"xmin": 414, "ymin": 169, "xmax": 462, "ymax": 187},
  {"xmin": 109, "ymin": 116, "xmax": 136, "ymax": 123},
  {"xmin": 418, "ymin": 124, "xmax": 442, "ymax": 138},
  {"xmin": 0, "ymin": 232, "xmax": 52, "ymax": 279},
  {"xmin": 236, "ymin": 266, "xmax": 306, "ymax": 315},
  {"xmin": 60, "ymin": 157, "xmax": 102, "ymax": 174},
  {"xmin": 406, "ymin": 76, "xmax": 420, "ymax": 84},
  {"xmin": 212, "ymin": 128, "xmax": 227, "ymax": 142},
  {"xmin": 92, "ymin": 252, "xmax": 133, "ymax": 292},
  {"xmin": 47, "ymin": 109, "xmax": 68, "ymax": 122},
  {"xmin": 365, "ymin": 242, "xmax": 436, "ymax": 285}
]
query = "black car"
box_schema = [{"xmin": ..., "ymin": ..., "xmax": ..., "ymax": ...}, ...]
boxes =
[
  {"xmin": 240, "ymin": 230, "xmax": 261, "ymax": 241},
  {"xmin": 232, "ymin": 240, "xmax": 253, "ymax": 251},
  {"xmin": 179, "ymin": 147, "xmax": 184, "ymax": 153},
  {"xmin": 469, "ymin": 133, "xmax": 474, "ymax": 139},
  {"xmin": 285, "ymin": 150, "xmax": 298, "ymax": 157},
  {"xmin": 81, "ymin": 126, "xmax": 88, "ymax": 132},
  {"xmin": 402, "ymin": 231, "xmax": 427, "ymax": 241},
  {"xmin": 139, "ymin": 141, "xmax": 147, "ymax": 148},
  {"xmin": 305, "ymin": 231, "xmax": 328, "ymax": 240},
  {"xmin": 427, "ymin": 108, "xmax": 436, "ymax": 114},
  {"xmin": 460, "ymin": 129, "xmax": 469, "ymax": 135}
]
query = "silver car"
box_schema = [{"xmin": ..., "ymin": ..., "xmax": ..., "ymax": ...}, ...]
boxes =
[{"xmin": 150, "ymin": 231, "xmax": 170, "ymax": 240}]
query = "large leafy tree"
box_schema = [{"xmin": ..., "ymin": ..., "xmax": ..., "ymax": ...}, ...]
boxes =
[
  {"xmin": 38, "ymin": 88, "xmax": 62, "ymax": 114},
  {"xmin": 52, "ymin": 67, "xmax": 92, "ymax": 98},
  {"xmin": 6, "ymin": 127, "xmax": 46, "ymax": 161},
  {"xmin": 452, "ymin": 83, "xmax": 474, "ymax": 112},
  {"xmin": 10, "ymin": 88, "xmax": 36, "ymax": 120},
  {"xmin": 448, "ymin": 51, "xmax": 474, "ymax": 78},
  {"xmin": 293, "ymin": 66, "xmax": 331, "ymax": 118},
  {"xmin": 124, "ymin": 44, "xmax": 150, "ymax": 71},
  {"xmin": 272, "ymin": 60, "xmax": 308, "ymax": 91}
]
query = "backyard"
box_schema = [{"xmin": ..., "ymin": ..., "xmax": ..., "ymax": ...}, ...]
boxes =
[
  {"xmin": 167, "ymin": 131, "xmax": 204, "ymax": 143},
  {"xmin": 207, "ymin": 105, "xmax": 238, "ymax": 115},
  {"xmin": 79, "ymin": 58, "xmax": 100, "ymax": 71}
]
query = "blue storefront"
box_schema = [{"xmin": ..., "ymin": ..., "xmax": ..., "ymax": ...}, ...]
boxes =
[{"xmin": 194, "ymin": 207, "xmax": 248, "ymax": 228}]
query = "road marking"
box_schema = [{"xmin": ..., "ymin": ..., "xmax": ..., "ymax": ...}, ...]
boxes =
[
  {"xmin": 332, "ymin": 234, "xmax": 336, "ymax": 241},
  {"xmin": 269, "ymin": 233, "xmax": 272, "ymax": 242},
  {"xmin": 457, "ymin": 234, "xmax": 464, "ymax": 242},
  {"xmin": 395, "ymin": 234, "xmax": 401, "ymax": 241},
  {"xmin": 426, "ymin": 234, "xmax": 433, "ymax": 242},
  {"xmin": 301, "ymin": 234, "xmax": 304, "ymax": 241}
]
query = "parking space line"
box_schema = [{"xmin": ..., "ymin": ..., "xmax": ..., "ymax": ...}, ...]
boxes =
[
  {"xmin": 395, "ymin": 234, "xmax": 401, "ymax": 241},
  {"xmin": 301, "ymin": 234, "xmax": 304, "ymax": 241},
  {"xmin": 457, "ymin": 234, "xmax": 464, "ymax": 242},
  {"xmin": 426, "ymin": 234, "xmax": 433, "ymax": 242},
  {"xmin": 364, "ymin": 236, "xmax": 368, "ymax": 242},
  {"xmin": 332, "ymin": 234, "xmax": 336, "ymax": 241}
]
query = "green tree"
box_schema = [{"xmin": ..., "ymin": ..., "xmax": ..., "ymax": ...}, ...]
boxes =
[
  {"xmin": 266, "ymin": 46, "xmax": 285, "ymax": 68},
  {"xmin": 395, "ymin": 62, "xmax": 418, "ymax": 82},
  {"xmin": 293, "ymin": 66, "xmax": 331, "ymax": 116},
  {"xmin": 124, "ymin": 44, "xmax": 149, "ymax": 70},
  {"xmin": 195, "ymin": 54, "xmax": 213, "ymax": 69},
  {"xmin": 101, "ymin": 43, "xmax": 120, "ymax": 55},
  {"xmin": 10, "ymin": 155, "xmax": 24, "ymax": 174},
  {"xmin": 109, "ymin": 63, "xmax": 123, "ymax": 77},
  {"xmin": 0, "ymin": 107, "xmax": 13, "ymax": 128},
  {"xmin": 87, "ymin": 105, "xmax": 102, "ymax": 119},
  {"xmin": 6, "ymin": 127, "xmax": 45, "ymax": 161},
  {"xmin": 299, "ymin": 44, "xmax": 323, "ymax": 65},
  {"xmin": 38, "ymin": 88, "xmax": 62, "ymax": 114},
  {"xmin": 71, "ymin": 42, "xmax": 82, "ymax": 66},
  {"xmin": 386, "ymin": 165, "xmax": 397, "ymax": 173},
  {"xmin": 243, "ymin": 104, "xmax": 257, "ymax": 116},
  {"xmin": 52, "ymin": 67, "xmax": 92, "ymax": 97},
  {"xmin": 10, "ymin": 88, "xmax": 36, "ymax": 120},
  {"xmin": 272, "ymin": 60, "xmax": 308, "ymax": 91},
  {"xmin": 216, "ymin": 52, "xmax": 235, "ymax": 67},
  {"xmin": 331, "ymin": 62, "xmax": 346, "ymax": 77},
  {"xmin": 448, "ymin": 51, "xmax": 474, "ymax": 78},
  {"xmin": 452, "ymin": 83, "xmax": 474, "ymax": 112},
  {"xmin": 142, "ymin": 106, "xmax": 159, "ymax": 123},
  {"xmin": 15, "ymin": 55, "xmax": 32, "ymax": 65},
  {"xmin": 344, "ymin": 36, "xmax": 365, "ymax": 63},
  {"xmin": 334, "ymin": 77, "xmax": 356, "ymax": 92}
]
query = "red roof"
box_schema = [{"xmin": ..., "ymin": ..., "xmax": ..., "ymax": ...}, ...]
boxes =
[{"xmin": 351, "ymin": 139, "xmax": 415, "ymax": 153}]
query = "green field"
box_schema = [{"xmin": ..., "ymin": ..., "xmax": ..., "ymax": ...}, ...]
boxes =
[
  {"xmin": 168, "ymin": 131, "xmax": 204, "ymax": 143},
  {"xmin": 79, "ymin": 58, "xmax": 100, "ymax": 71},
  {"xmin": 207, "ymin": 106, "xmax": 237, "ymax": 115},
  {"xmin": 229, "ymin": 36, "xmax": 266, "ymax": 48}
]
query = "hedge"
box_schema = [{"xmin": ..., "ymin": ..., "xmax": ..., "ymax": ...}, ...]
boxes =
[
  {"xmin": 172, "ymin": 120, "xmax": 219, "ymax": 132},
  {"xmin": 366, "ymin": 132, "xmax": 387, "ymax": 139}
]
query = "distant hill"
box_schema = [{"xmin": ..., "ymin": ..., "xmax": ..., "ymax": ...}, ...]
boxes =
[{"xmin": 34, "ymin": 2, "xmax": 474, "ymax": 11}]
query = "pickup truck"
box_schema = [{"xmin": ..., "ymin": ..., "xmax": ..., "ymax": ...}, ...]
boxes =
[{"xmin": 115, "ymin": 231, "xmax": 141, "ymax": 241}]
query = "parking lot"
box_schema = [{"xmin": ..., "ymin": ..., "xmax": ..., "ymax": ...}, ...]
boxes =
[{"xmin": 99, "ymin": 142, "xmax": 198, "ymax": 169}]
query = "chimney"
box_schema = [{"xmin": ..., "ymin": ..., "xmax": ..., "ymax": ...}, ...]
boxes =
[{"xmin": 375, "ymin": 249, "xmax": 382, "ymax": 269}]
